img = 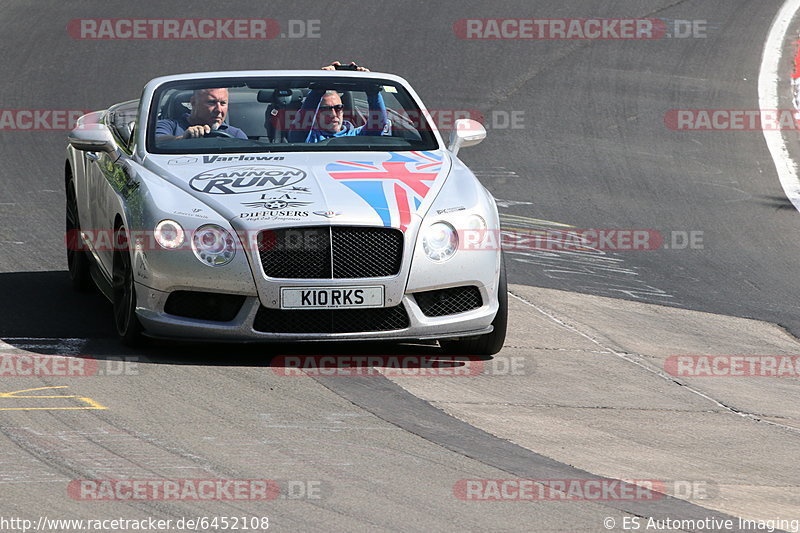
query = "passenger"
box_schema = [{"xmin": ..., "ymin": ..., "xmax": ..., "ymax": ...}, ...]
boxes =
[{"xmin": 288, "ymin": 62, "xmax": 389, "ymax": 143}]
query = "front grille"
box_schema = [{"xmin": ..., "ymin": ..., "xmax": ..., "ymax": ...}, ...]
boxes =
[
  {"xmin": 414, "ymin": 286, "xmax": 483, "ymax": 317},
  {"xmin": 164, "ymin": 291, "xmax": 246, "ymax": 321},
  {"xmin": 258, "ymin": 227, "xmax": 331, "ymax": 278},
  {"xmin": 258, "ymin": 227, "xmax": 403, "ymax": 279},
  {"xmin": 253, "ymin": 304, "xmax": 409, "ymax": 333}
]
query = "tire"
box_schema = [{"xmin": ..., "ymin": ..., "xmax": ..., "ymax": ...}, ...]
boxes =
[
  {"xmin": 440, "ymin": 255, "xmax": 508, "ymax": 356},
  {"xmin": 112, "ymin": 227, "xmax": 144, "ymax": 346},
  {"xmin": 65, "ymin": 177, "xmax": 93, "ymax": 292}
]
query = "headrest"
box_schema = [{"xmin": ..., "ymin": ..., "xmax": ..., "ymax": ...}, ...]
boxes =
[{"xmin": 257, "ymin": 88, "xmax": 298, "ymax": 103}]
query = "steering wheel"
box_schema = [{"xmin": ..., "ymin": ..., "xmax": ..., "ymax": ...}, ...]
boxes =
[{"xmin": 204, "ymin": 129, "xmax": 233, "ymax": 138}]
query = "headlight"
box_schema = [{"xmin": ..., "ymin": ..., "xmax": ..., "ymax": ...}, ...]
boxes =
[
  {"xmin": 154, "ymin": 220, "xmax": 185, "ymax": 249},
  {"xmin": 423, "ymin": 222, "xmax": 458, "ymax": 262},
  {"xmin": 192, "ymin": 225, "xmax": 236, "ymax": 266}
]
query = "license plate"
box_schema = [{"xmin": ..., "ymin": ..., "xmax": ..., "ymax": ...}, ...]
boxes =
[{"xmin": 281, "ymin": 286, "xmax": 384, "ymax": 309}]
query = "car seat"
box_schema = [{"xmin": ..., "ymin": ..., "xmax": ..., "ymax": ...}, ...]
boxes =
[{"xmin": 258, "ymin": 88, "xmax": 304, "ymax": 143}]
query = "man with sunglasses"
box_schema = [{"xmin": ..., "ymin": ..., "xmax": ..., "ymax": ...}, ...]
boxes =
[{"xmin": 288, "ymin": 61, "xmax": 389, "ymax": 143}]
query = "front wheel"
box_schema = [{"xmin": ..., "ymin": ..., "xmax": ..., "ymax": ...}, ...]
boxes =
[
  {"xmin": 66, "ymin": 177, "xmax": 92, "ymax": 292},
  {"xmin": 440, "ymin": 255, "xmax": 508, "ymax": 356},
  {"xmin": 112, "ymin": 227, "xmax": 144, "ymax": 346}
]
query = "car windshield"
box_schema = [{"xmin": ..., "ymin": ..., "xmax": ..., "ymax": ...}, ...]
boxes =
[{"xmin": 147, "ymin": 76, "xmax": 439, "ymax": 154}]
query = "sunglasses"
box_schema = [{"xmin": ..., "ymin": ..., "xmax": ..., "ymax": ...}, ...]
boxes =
[{"xmin": 319, "ymin": 104, "xmax": 344, "ymax": 111}]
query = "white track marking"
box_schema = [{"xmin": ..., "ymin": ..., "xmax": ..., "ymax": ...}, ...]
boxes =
[
  {"xmin": 759, "ymin": 0, "xmax": 800, "ymax": 212},
  {"xmin": 0, "ymin": 338, "xmax": 88, "ymax": 356},
  {"xmin": 509, "ymin": 290, "xmax": 800, "ymax": 436}
]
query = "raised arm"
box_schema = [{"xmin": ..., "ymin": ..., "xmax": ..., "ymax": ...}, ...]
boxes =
[
  {"xmin": 287, "ymin": 89, "xmax": 324, "ymax": 143},
  {"xmin": 358, "ymin": 89, "xmax": 388, "ymax": 137}
]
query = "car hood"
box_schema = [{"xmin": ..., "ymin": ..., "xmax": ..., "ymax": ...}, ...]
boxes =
[{"xmin": 143, "ymin": 150, "xmax": 452, "ymax": 233}]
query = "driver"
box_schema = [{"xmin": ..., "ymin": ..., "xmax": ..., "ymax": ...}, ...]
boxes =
[{"xmin": 156, "ymin": 88, "xmax": 247, "ymax": 140}]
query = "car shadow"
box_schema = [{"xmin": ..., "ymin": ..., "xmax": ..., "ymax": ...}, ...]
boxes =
[
  {"xmin": 0, "ymin": 270, "xmax": 115, "ymax": 338},
  {"xmin": 757, "ymin": 194, "xmax": 797, "ymax": 211},
  {"xmin": 0, "ymin": 271, "xmax": 492, "ymax": 371}
]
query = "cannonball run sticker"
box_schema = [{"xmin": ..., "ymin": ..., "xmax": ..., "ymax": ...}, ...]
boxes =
[{"xmin": 190, "ymin": 165, "xmax": 306, "ymax": 195}]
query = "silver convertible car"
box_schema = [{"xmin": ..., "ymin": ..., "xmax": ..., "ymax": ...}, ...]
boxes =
[{"xmin": 65, "ymin": 70, "xmax": 506, "ymax": 353}]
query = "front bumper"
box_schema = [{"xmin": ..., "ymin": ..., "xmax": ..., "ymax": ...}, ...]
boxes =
[{"xmin": 134, "ymin": 283, "xmax": 498, "ymax": 342}]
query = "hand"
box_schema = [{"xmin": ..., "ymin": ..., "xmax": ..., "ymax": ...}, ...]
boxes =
[
  {"xmin": 365, "ymin": 82, "xmax": 383, "ymax": 95},
  {"xmin": 182, "ymin": 124, "xmax": 211, "ymax": 138},
  {"xmin": 321, "ymin": 61, "xmax": 370, "ymax": 72}
]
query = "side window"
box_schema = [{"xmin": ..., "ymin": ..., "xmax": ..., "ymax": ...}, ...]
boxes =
[
  {"xmin": 126, "ymin": 121, "xmax": 137, "ymax": 152},
  {"xmin": 107, "ymin": 101, "xmax": 139, "ymax": 148},
  {"xmin": 348, "ymin": 91, "xmax": 368, "ymax": 128},
  {"xmin": 353, "ymin": 90, "xmax": 424, "ymax": 139},
  {"xmin": 350, "ymin": 90, "xmax": 401, "ymax": 132}
]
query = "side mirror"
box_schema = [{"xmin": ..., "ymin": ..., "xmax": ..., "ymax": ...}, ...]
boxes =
[
  {"xmin": 68, "ymin": 121, "xmax": 117, "ymax": 153},
  {"xmin": 448, "ymin": 119, "xmax": 486, "ymax": 156}
]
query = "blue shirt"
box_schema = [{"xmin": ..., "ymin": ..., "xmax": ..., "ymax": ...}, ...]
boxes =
[
  {"xmin": 288, "ymin": 91, "xmax": 389, "ymax": 143},
  {"xmin": 156, "ymin": 113, "xmax": 248, "ymax": 139}
]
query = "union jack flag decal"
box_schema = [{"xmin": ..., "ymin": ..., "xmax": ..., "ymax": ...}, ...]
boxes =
[{"xmin": 325, "ymin": 151, "xmax": 443, "ymax": 232}]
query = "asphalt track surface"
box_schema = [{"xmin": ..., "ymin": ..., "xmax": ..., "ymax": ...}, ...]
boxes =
[{"xmin": 0, "ymin": 1, "xmax": 798, "ymax": 532}]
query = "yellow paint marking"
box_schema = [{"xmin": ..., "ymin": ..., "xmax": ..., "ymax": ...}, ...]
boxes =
[
  {"xmin": 76, "ymin": 397, "xmax": 107, "ymax": 410},
  {"xmin": 1, "ymin": 386, "xmax": 74, "ymax": 398},
  {"xmin": 0, "ymin": 386, "xmax": 107, "ymax": 410}
]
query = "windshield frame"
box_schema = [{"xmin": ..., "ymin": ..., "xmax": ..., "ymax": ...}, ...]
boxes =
[{"xmin": 145, "ymin": 75, "xmax": 442, "ymax": 155}]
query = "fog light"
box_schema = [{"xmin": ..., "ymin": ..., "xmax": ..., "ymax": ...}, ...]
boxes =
[{"xmin": 154, "ymin": 220, "xmax": 185, "ymax": 249}]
